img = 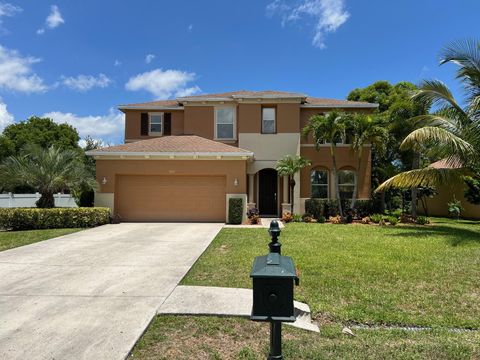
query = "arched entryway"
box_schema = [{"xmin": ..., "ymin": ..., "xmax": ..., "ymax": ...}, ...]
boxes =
[{"xmin": 258, "ymin": 168, "xmax": 278, "ymax": 216}]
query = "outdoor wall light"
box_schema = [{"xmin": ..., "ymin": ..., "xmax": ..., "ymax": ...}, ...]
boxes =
[
  {"xmin": 102, "ymin": 177, "xmax": 107, "ymax": 185},
  {"xmin": 234, "ymin": 178, "xmax": 239, "ymax": 186}
]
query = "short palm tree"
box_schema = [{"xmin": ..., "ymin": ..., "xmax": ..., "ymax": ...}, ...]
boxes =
[
  {"xmin": 276, "ymin": 155, "xmax": 311, "ymax": 213},
  {"xmin": 377, "ymin": 39, "xmax": 480, "ymax": 192},
  {"xmin": 348, "ymin": 114, "xmax": 388, "ymax": 210},
  {"xmin": 0, "ymin": 145, "xmax": 97, "ymax": 208},
  {"xmin": 302, "ymin": 111, "xmax": 348, "ymax": 217}
]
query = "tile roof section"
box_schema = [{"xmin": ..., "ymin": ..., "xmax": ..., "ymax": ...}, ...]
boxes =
[
  {"xmin": 88, "ymin": 135, "xmax": 252, "ymax": 154},
  {"xmin": 119, "ymin": 90, "xmax": 377, "ymax": 109}
]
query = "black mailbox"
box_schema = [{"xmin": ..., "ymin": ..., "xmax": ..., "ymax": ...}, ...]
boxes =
[{"xmin": 250, "ymin": 251, "xmax": 299, "ymax": 322}]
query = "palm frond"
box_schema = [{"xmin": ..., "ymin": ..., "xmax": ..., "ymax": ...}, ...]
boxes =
[
  {"xmin": 400, "ymin": 126, "xmax": 474, "ymax": 161},
  {"xmin": 413, "ymin": 80, "xmax": 467, "ymax": 119},
  {"xmin": 375, "ymin": 167, "xmax": 465, "ymax": 192}
]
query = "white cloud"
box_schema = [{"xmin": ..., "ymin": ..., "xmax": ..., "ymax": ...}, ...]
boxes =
[
  {"xmin": 145, "ymin": 54, "xmax": 155, "ymax": 64},
  {"xmin": 43, "ymin": 108, "xmax": 124, "ymax": 143},
  {"xmin": 0, "ymin": 97, "xmax": 14, "ymax": 132},
  {"xmin": 0, "ymin": 2, "xmax": 21, "ymax": 33},
  {"xmin": 61, "ymin": 73, "xmax": 112, "ymax": 92},
  {"xmin": 125, "ymin": 68, "xmax": 201, "ymax": 99},
  {"xmin": 37, "ymin": 5, "xmax": 64, "ymax": 35},
  {"xmin": 114, "ymin": 59, "xmax": 121, "ymax": 67},
  {"xmin": 188, "ymin": 24, "xmax": 193, "ymax": 32},
  {"xmin": 267, "ymin": 0, "xmax": 350, "ymax": 48},
  {"xmin": 0, "ymin": 45, "xmax": 47, "ymax": 93}
]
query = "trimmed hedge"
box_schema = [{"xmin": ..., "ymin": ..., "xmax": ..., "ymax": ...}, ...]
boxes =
[
  {"xmin": 228, "ymin": 198, "xmax": 243, "ymax": 225},
  {"xmin": 305, "ymin": 198, "xmax": 377, "ymax": 218},
  {"xmin": 0, "ymin": 207, "xmax": 111, "ymax": 231}
]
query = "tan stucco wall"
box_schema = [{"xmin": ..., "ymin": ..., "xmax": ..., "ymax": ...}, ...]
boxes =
[
  {"xmin": 299, "ymin": 146, "xmax": 371, "ymax": 199},
  {"xmin": 124, "ymin": 110, "xmax": 184, "ymax": 141},
  {"xmin": 95, "ymin": 159, "xmax": 247, "ymax": 196},
  {"xmin": 237, "ymin": 103, "xmax": 299, "ymax": 134},
  {"xmin": 420, "ymin": 183, "xmax": 480, "ymax": 219},
  {"xmin": 183, "ymin": 106, "xmax": 215, "ymax": 139}
]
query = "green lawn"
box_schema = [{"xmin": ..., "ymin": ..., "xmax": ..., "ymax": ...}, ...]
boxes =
[
  {"xmin": 0, "ymin": 228, "xmax": 82, "ymax": 252},
  {"xmin": 133, "ymin": 218, "xmax": 480, "ymax": 359}
]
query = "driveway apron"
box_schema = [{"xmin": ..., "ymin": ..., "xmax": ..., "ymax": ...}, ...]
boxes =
[{"xmin": 0, "ymin": 223, "xmax": 222, "ymax": 360}]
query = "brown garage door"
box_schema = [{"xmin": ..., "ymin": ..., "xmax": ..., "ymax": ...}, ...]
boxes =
[{"xmin": 115, "ymin": 175, "xmax": 226, "ymax": 222}]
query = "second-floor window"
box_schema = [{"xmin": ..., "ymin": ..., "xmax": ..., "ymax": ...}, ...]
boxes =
[
  {"xmin": 149, "ymin": 113, "xmax": 163, "ymax": 135},
  {"xmin": 215, "ymin": 107, "xmax": 235, "ymax": 140},
  {"xmin": 262, "ymin": 107, "xmax": 276, "ymax": 134}
]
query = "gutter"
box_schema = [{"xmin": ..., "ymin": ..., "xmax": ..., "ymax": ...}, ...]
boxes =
[
  {"xmin": 301, "ymin": 103, "xmax": 378, "ymax": 109},
  {"xmin": 118, "ymin": 106, "xmax": 184, "ymax": 111},
  {"xmin": 85, "ymin": 150, "xmax": 254, "ymax": 158}
]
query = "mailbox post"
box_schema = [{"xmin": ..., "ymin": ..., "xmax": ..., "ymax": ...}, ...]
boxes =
[{"xmin": 250, "ymin": 220, "xmax": 299, "ymax": 360}]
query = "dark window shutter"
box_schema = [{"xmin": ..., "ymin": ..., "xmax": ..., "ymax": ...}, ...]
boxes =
[
  {"xmin": 141, "ymin": 113, "xmax": 149, "ymax": 136},
  {"xmin": 164, "ymin": 113, "xmax": 172, "ymax": 136}
]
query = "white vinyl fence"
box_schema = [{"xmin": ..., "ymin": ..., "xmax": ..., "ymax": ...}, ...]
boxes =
[{"xmin": 0, "ymin": 193, "xmax": 78, "ymax": 208}]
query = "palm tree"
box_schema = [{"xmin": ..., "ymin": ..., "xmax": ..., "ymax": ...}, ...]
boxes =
[
  {"xmin": 0, "ymin": 145, "xmax": 97, "ymax": 208},
  {"xmin": 302, "ymin": 111, "xmax": 348, "ymax": 217},
  {"xmin": 276, "ymin": 155, "xmax": 311, "ymax": 213},
  {"xmin": 348, "ymin": 114, "xmax": 388, "ymax": 211},
  {"xmin": 377, "ymin": 39, "xmax": 480, "ymax": 193}
]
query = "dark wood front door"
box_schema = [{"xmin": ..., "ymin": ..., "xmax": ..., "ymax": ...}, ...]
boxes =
[{"xmin": 259, "ymin": 169, "xmax": 278, "ymax": 215}]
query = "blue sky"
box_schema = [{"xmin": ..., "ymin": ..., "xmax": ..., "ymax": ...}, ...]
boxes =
[{"xmin": 0, "ymin": 0, "xmax": 478, "ymax": 144}]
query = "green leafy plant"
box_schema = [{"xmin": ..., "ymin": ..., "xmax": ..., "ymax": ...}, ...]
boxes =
[
  {"xmin": 317, "ymin": 215, "xmax": 326, "ymax": 223},
  {"xmin": 370, "ymin": 213, "xmax": 384, "ymax": 224},
  {"xmin": 387, "ymin": 216, "xmax": 399, "ymax": 226},
  {"xmin": 292, "ymin": 213, "xmax": 302, "ymax": 222},
  {"xmin": 228, "ymin": 198, "xmax": 243, "ymax": 224},
  {"xmin": 464, "ymin": 176, "xmax": 480, "ymax": 205},
  {"xmin": 416, "ymin": 216, "xmax": 430, "ymax": 225},
  {"xmin": 0, "ymin": 207, "xmax": 110, "ymax": 231},
  {"xmin": 447, "ymin": 198, "xmax": 463, "ymax": 219}
]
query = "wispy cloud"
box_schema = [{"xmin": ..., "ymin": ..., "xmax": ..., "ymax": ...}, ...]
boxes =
[
  {"xmin": 0, "ymin": 97, "xmax": 14, "ymax": 131},
  {"xmin": 0, "ymin": 45, "xmax": 47, "ymax": 93},
  {"xmin": 43, "ymin": 108, "xmax": 124, "ymax": 144},
  {"xmin": 125, "ymin": 68, "xmax": 201, "ymax": 99},
  {"xmin": 114, "ymin": 59, "xmax": 121, "ymax": 67},
  {"xmin": 61, "ymin": 73, "xmax": 112, "ymax": 92},
  {"xmin": 0, "ymin": 2, "xmax": 22, "ymax": 33},
  {"xmin": 145, "ymin": 54, "xmax": 155, "ymax": 64},
  {"xmin": 267, "ymin": 0, "xmax": 350, "ymax": 49},
  {"xmin": 188, "ymin": 24, "xmax": 193, "ymax": 32},
  {"xmin": 37, "ymin": 5, "xmax": 64, "ymax": 35}
]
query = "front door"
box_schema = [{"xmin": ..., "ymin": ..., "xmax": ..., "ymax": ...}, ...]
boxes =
[{"xmin": 259, "ymin": 169, "xmax": 278, "ymax": 216}]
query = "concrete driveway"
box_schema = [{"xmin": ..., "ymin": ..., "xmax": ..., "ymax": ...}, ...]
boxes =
[{"xmin": 0, "ymin": 223, "xmax": 222, "ymax": 360}]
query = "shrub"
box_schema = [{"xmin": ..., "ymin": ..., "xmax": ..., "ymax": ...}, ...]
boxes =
[
  {"xmin": 416, "ymin": 216, "xmax": 430, "ymax": 225},
  {"xmin": 329, "ymin": 215, "xmax": 343, "ymax": 224},
  {"xmin": 305, "ymin": 199, "xmax": 345, "ymax": 218},
  {"xmin": 0, "ymin": 207, "xmax": 110, "ymax": 231},
  {"xmin": 246, "ymin": 207, "xmax": 260, "ymax": 225},
  {"xmin": 228, "ymin": 198, "xmax": 243, "ymax": 224},
  {"xmin": 292, "ymin": 213, "xmax": 302, "ymax": 222},
  {"xmin": 317, "ymin": 215, "xmax": 326, "ymax": 223},
  {"xmin": 400, "ymin": 213, "xmax": 416, "ymax": 224},
  {"xmin": 447, "ymin": 198, "xmax": 463, "ymax": 219},
  {"xmin": 353, "ymin": 200, "xmax": 375, "ymax": 218},
  {"xmin": 387, "ymin": 216, "xmax": 399, "ymax": 226},
  {"xmin": 302, "ymin": 213, "xmax": 314, "ymax": 223},
  {"xmin": 281, "ymin": 212, "xmax": 293, "ymax": 223},
  {"xmin": 370, "ymin": 213, "xmax": 384, "ymax": 224}
]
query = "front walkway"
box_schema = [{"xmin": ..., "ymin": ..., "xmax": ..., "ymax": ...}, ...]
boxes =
[{"xmin": 0, "ymin": 223, "xmax": 222, "ymax": 360}]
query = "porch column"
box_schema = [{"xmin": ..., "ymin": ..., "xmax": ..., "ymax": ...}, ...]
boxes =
[
  {"xmin": 248, "ymin": 174, "xmax": 255, "ymax": 203},
  {"xmin": 283, "ymin": 176, "xmax": 289, "ymax": 203}
]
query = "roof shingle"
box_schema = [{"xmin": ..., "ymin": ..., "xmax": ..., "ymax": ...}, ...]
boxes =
[{"xmin": 88, "ymin": 135, "xmax": 252, "ymax": 154}]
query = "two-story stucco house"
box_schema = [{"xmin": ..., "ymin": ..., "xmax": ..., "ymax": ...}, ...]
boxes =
[{"xmin": 87, "ymin": 90, "xmax": 377, "ymax": 222}]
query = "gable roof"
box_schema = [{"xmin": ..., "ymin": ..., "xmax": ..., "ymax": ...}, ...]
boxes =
[
  {"xmin": 86, "ymin": 135, "xmax": 253, "ymax": 158},
  {"xmin": 118, "ymin": 90, "xmax": 378, "ymax": 110}
]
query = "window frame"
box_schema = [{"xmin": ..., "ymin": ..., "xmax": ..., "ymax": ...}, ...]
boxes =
[
  {"xmin": 214, "ymin": 106, "xmax": 236, "ymax": 140},
  {"xmin": 148, "ymin": 112, "xmax": 164, "ymax": 136},
  {"xmin": 338, "ymin": 169, "xmax": 356, "ymax": 200},
  {"xmin": 310, "ymin": 168, "xmax": 329, "ymax": 199},
  {"xmin": 261, "ymin": 105, "xmax": 276, "ymax": 134}
]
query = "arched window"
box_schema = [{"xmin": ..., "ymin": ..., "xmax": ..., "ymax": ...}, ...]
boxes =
[
  {"xmin": 311, "ymin": 169, "xmax": 329, "ymax": 199},
  {"xmin": 338, "ymin": 169, "xmax": 356, "ymax": 199}
]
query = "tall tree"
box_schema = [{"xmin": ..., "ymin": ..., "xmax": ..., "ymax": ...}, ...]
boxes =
[
  {"xmin": 302, "ymin": 111, "xmax": 348, "ymax": 217},
  {"xmin": 377, "ymin": 39, "xmax": 480, "ymax": 193},
  {"xmin": 347, "ymin": 114, "xmax": 388, "ymax": 211},
  {"xmin": 276, "ymin": 155, "xmax": 311, "ymax": 213},
  {"xmin": 1, "ymin": 116, "xmax": 80, "ymax": 160},
  {"xmin": 348, "ymin": 81, "xmax": 429, "ymax": 213},
  {"xmin": 0, "ymin": 145, "xmax": 97, "ymax": 208}
]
